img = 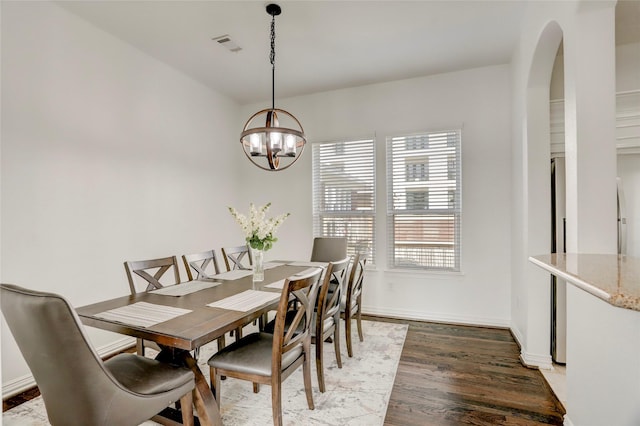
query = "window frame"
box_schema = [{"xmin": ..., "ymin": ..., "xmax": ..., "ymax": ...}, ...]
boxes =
[
  {"xmin": 386, "ymin": 130, "xmax": 462, "ymax": 272},
  {"xmin": 312, "ymin": 138, "xmax": 376, "ymax": 264}
]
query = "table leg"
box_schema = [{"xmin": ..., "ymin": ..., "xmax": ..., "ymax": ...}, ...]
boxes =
[
  {"xmin": 178, "ymin": 351, "xmax": 222, "ymax": 426},
  {"xmin": 156, "ymin": 348, "xmax": 222, "ymax": 426}
]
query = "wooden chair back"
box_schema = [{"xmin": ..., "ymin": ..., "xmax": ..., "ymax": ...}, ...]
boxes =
[
  {"xmin": 313, "ymin": 256, "xmax": 351, "ymax": 392},
  {"xmin": 343, "ymin": 253, "xmax": 367, "ymax": 357},
  {"xmin": 182, "ymin": 249, "xmax": 221, "ymax": 281},
  {"xmin": 124, "ymin": 256, "xmax": 181, "ymax": 295},
  {"xmin": 346, "ymin": 253, "xmax": 367, "ymax": 315},
  {"xmin": 273, "ymin": 267, "xmax": 323, "ymax": 370},
  {"xmin": 221, "ymin": 245, "xmax": 252, "ymax": 271}
]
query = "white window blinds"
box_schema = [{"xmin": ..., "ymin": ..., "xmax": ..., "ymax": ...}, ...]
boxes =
[
  {"xmin": 312, "ymin": 139, "xmax": 375, "ymax": 263},
  {"xmin": 387, "ymin": 131, "xmax": 461, "ymax": 271}
]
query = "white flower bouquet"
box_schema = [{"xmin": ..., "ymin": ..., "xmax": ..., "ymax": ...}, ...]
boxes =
[{"xmin": 228, "ymin": 202, "xmax": 290, "ymax": 251}]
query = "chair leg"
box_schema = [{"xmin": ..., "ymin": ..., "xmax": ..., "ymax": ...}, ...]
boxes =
[
  {"xmin": 136, "ymin": 338, "xmax": 145, "ymax": 356},
  {"xmin": 345, "ymin": 314, "xmax": 354, "ymax": 357},
  {"xmin": 180, "ymin": 391, "xmax": 194, "ymax": 426},
  {"xmin": 315, "ymin": 335, "xmax": 326, "ymax": 393},
  {"xmin": 216, "ymin": 335, "xmax": 226, "ymax": 352},
  {"xmin": 356, "ymin": 308, "xmax": 364, "ymax": 342},
  {"xmin": 333, "ymin": 316, "xmax": 342, "ymax": 368},
  {"xmin": 302, "ymin": 349, "xmax": 315, "ymax": 410},
  {"xmin": 210, "ymin": 368, "xmax": 221, "ymax": 407},
  {"xmin": 271, "ymin": 378, "xmax": 283, "ymax": 426}
]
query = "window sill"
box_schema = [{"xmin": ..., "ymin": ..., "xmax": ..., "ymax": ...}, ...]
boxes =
[{"xmin": 381, "ymin": 268, "xmax": 464, "ymax": 278}]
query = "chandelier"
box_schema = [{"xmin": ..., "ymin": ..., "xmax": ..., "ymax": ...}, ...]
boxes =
[{"xmin": 240, "ymin": 3, "xmax": 306, "ymax": 171}]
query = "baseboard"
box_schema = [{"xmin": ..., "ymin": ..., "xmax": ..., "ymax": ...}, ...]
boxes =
[
  {"xmin": 2, "ymin": 336, "xmax": 135, "ymax": 399},
  {"xmin": 363, "ymin": 306, "xmax": 510, "ymax": 328},
  {"xmin": 519, "ymin": 350, "xmax": 553, "ymax": 370}
]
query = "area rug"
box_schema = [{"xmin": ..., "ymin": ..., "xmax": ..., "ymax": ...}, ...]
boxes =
[{"xmin": 3, "ymin": 320, "xmax": 407, "ymax": 426}]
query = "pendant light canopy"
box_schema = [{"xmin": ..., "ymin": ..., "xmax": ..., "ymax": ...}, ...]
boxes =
[{"xmin": 240, "ymin": 3, "xmax": 306, "ymax": 171}]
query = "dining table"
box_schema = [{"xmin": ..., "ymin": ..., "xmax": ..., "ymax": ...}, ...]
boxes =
[{"xmin": 76, "ymin": 260, "xmax": 327, "ymax": 426}]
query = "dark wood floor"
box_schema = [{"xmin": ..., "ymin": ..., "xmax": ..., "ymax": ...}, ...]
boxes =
[
  {"xmin": 379, "ymin": 316, "xmax": 565, "ymax": 426},
  {"xmin": 4, "ymin": 316, "xmax": 565, "ymax": 425}
]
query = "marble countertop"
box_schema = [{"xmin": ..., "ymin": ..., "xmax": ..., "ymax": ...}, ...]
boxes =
[{"xmin": 529, "ymin": 253, "xmax": 640, "ymax": 312}]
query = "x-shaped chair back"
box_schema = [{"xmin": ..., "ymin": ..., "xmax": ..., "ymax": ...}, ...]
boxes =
[
  {"xmin": 182, "ymin": 250, "xmax": 221, "ymax": 281},
  {"xmin": 124, "ymin": 256, "xmax": 181, "ymax": 295},
  {"xmin": 273, "ymin": 268, "xmax": 322, "ymax": 366},
  {"xmin": 221, "ymin": 245, "xmax": 252, "ymax": 271}
]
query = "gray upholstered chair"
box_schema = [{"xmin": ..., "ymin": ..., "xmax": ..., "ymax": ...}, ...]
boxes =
[
  {"xmin": 310, "ymin": 237, "xmax": 347, "ymax": 262},
  {"xmin": 342, "ymin": 253, "xmax": 367, "ymax": 357},
  {"xmin": 0, "ymin": 283, "xmax": 195, "ymax": 426},
  {"xmin": 182, "ymin": 249, "xmax": 221, "ymax": 280},
  {"xmin": 221, "ymin": 244, "xmax": 252, "ymax": 271},
  {"xmin": 124, "ymin": 255, "xmax": 182, "ymax": 355},
  {"xmin": 208, "ymin": 267, "xmax": 322, "ymax": 426}
]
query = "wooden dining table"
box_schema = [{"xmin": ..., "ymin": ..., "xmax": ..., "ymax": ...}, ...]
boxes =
[{"xmin": 76, "ymin": 262, "xmax": 322, "ymax": 426}]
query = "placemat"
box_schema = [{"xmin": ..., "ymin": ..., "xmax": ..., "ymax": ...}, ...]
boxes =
[
  {"xmin": 207, "ymin": 290, "xmax": 280, "ymax": 312},
  {"xmin": 94, "ymin": 302, "xmax": 192, "ymax": 328}
]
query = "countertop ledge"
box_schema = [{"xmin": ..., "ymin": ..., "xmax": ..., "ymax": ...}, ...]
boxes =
[{"xmin": 529, "ymin": 254, "xmax": 640, "ymax": 312}]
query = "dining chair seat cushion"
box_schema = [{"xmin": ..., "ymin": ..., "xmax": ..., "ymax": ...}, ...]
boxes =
[
  {"xmin": 263, "ymin": 311, "xmax": 332, "ymax": 338},
  {"xmin": 208, "ymin": 332, "xmax": 303, "ymax": 376},
  {"xmin": 105, "ymin": 353, "xmax": 195, "ymax": 396},
  {"xmin": 340, "ymin": 296, "xmax": 358, "ymax": 315}
]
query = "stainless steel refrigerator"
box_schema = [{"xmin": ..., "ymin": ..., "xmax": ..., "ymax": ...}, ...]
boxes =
[
  {"xmin": 551, "ymin": 154, "xmax": 638, "ymax": 364},
  {"xmin": 550, "ymin": 157, "xmax": 567, "ymax": 364}
]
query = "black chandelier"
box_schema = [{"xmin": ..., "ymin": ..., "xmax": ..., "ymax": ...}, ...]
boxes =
[{"xmin": 239, "ymin": 3, "xmax": 306, "ymax": 171}]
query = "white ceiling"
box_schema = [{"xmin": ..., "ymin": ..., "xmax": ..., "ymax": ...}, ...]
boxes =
[{"xmin": 57, "ymin": 1, "xmax": 639, "ymax": 106}]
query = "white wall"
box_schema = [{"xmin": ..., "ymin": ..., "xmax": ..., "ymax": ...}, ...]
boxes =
[
  {"xmin": 238, "ymin": 65, "xmax": 513, "ymax": 327},
  {"xmin": 0, "ymin": 2, "xmax": 244, "ymax": 395},
  {"xmin": 551, "ymin": 41, "xmax": 640, "ymax": 99}
]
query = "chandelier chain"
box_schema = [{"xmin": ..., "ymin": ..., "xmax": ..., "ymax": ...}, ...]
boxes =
[
  {"xmin": 270, "ymin": 14, "xmax": 276, "ymax": 109},
  {"xmin": 270, "ymin": 15, "xmax": 276, "ymax": 68}
]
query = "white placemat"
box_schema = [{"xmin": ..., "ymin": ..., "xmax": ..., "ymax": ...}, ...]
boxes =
[
  {"xmin": 206, "ymin": 290, "xmax": 280, "ymax": 312},
  {"xmin": 94, "ymin": 302, "xmax": 192, "ymax": 328},
  {"xmin": 264, "ymin": 261, "xmax": 287, "ymax": 270},
  {"xmin": 212, "ymin": 269, "xmax": 254, "ymax": 280},
  {"xmin": 264, "ymin": 279, "xmax": 286, "ymax": 289},
  {"xmin": 264, "ymin": 268, "xmax": 324, "ymax": 290},
  {"xmin": 151, "ymin": 280, "xmax": 221, "ymax": 296},
  {"xmin": 287, "ymin": 261, "xmax": 329, "ymax": 268}
]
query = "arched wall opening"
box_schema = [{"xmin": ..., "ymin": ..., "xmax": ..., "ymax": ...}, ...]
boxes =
[{"xmin": 519, "ymin": 20, "xmax": 563, "ymax": 368}]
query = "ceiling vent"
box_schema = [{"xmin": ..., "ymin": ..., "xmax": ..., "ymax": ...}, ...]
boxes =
[{"xmin": 212, "ymin": 34, "xmax": 242, "ymax": 53}]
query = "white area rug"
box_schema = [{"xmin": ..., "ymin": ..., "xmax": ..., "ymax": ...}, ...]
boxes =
[{"xmin": 3, "ymin": 320, "xmax": 407, "ymax": 426}]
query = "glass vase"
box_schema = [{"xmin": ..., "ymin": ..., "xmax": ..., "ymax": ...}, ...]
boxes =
[{"xmin": 251, "ymin": 247, "xmax": 264, "ymax": 283}]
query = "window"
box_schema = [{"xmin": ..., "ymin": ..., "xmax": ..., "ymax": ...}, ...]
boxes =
[
  {"xmin": 387, "ymin": 130, "xmax": 461, "ymax": 271},
  {"xmin": 313, "ymin": 139, "xmax": 375, "ymax": 263}
]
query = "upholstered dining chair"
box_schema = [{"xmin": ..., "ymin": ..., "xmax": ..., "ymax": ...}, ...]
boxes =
[
  {"xmin": 0, "ymin": 283, "xmax": 195, "ymax": 426},
  {"xmin": 263, "ymin": 257, "xmax": 350, "ymax": 393},
  {"xmin": 312, "ymin": 256, "xmax": 350, "ymax": 392},
  {"xmin": 342, "ymin": 253, "xmax": 367, "ymax": 357},
  {"xmin": 182, "ymin": 249, "xmax": 221, "ymax": 280},
  {"xmin": 310, "ymin": 237, "xmax": 347, "ymax": 262},
  {"xmin": 207, "ymin": 267, "xmax": 322, "ymax": 426},
  {"xmin": 221, "ymin": 244, "xmax": 252, "ymax": 271},
  {"xmin": 124, "ymin": 255, "xmax": 181, "ymax": 355}
]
